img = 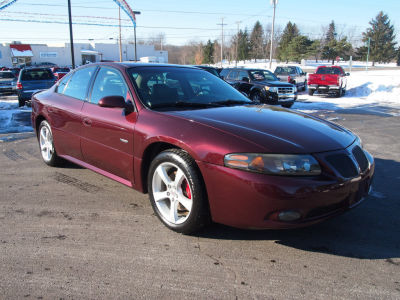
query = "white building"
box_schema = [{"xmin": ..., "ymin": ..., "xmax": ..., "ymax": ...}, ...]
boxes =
[{"xmin": 0, "ymin": 42, "xmax": 168, "ymax": 67}]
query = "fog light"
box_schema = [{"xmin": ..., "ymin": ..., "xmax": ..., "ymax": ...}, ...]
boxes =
[{"xmin": 278, "ymin": 210, "xmax": 301, "ymax": 222}]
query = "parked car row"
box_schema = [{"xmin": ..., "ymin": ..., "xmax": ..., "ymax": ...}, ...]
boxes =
[{"xmin": 195, "ymin": 65, "xmax": 349, "ymax": 107}]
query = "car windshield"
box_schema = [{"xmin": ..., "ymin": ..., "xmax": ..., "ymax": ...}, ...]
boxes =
[
  {"xmin": 128, "ymin": 67, "xmax": 251, "ymax": 110},
  {"xmin": 316, "ymin": 67, "xmax": 342, "ymax": 75},
  {"xmin": 275, "ymin": 67, "xmax": 296, "ymax": 75},
  {"xmin": 21, "ymin": 69, "xmax": 54, "ymax": 81},
  {"xmin": 0, "ymin": 72, "xmax": 15, "ymax": 79},
  {"xmin": 249, "ymin": 70, "xmax": 277, "ymax": 81}
]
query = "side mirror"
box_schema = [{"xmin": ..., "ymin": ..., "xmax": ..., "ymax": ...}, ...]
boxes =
[
  {"xmin": 346, "ymin": 73, "xmax": 350, "ymax": 76},
  {"xmin": 98, "ymin": 95, "xmax": 133, "ymax": 111},
  {"xmin": 242, "ymin": 77, "xmax": 250, "ymax": 83}
]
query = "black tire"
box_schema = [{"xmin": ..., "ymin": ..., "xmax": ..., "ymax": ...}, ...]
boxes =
[
  {"xmin": 148, "ymin": 149, "xmax": 210, "ymax": 234},
  {"xmin": 38, "ymin": 120, "xmax": 64, "ymax": 167},
  {"xmin": 308, "ymin": 89, "xmax": 314, "ymax": 96},
  {"xmin": 250, "ymin": 90, "xmax": 263, "ymax": 103},
  {"xmin": 281, "ymin": 102, "xmax": 294, "ymax": 108},
  {"xmin": 18, "ymin": 94, "xmax": 25, "ymax": 107},
  {"xmin": 303, "ymin": 80, "xmax": 307, "ymax": 91},
  {"xmin": 336, "ymin": 87, "xmax": 343, "ymax": 98}
]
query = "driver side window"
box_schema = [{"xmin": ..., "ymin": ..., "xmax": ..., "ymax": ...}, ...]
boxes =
[{"xmin": 90, "ymin": 67, "xmax": 128, "ymax": 104}]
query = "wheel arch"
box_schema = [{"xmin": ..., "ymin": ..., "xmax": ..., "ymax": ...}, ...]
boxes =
[
  {"xmin": 34, "ymin": 115, "xmax": 47, "ymax": 139},
  {"xmin": 140, "ymin": 142, "xmax": 207, "ymax": 197}
]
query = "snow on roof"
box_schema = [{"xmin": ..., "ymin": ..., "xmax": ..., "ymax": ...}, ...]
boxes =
[{"xmin": 10, "ymin": 44, "xmax": 33, "ymax": 57}]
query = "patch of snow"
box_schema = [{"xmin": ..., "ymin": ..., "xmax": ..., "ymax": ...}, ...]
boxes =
[{"xmin": 0, "ymin": 100, "xmax": 33, "ymax": 134}]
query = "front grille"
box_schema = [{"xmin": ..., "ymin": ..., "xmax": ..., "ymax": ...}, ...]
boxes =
[
  {"xmin": 325, "ymin": 154, "xmax": 358, "ymax": 178},
  {"xmin": 352, "ymin": 145, "xmax": 368, "ymax": 173},
  {"xmin": 278, "ymin": 87, "xmax": 294, "ymax": 94}
]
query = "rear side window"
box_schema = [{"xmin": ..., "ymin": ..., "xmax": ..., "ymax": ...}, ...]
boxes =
[
  {"xmin": 227, "ymin": 71, "xmax": 238, "ymax": 80},
  {"xmin": 56, "ymin": 73, "xmax": 73, "ymax": 94},
  {"xmin": 62, "ymin": 66, "xmax": 96, "ymax": 100},
  {"xmin": 21, "ymin": 69, "xmax": 54, "ymax": 81},
  {"xmin": 0, "ymin": 72, "xmax": 14, "ymax": 79},
  {"xmin": 90, "ymin": 67, "xmax": 128, "ymax": 104}
]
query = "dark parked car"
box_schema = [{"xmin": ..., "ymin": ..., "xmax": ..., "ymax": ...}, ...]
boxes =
[
  {"xmin": 220, "ymin": 68, "xmax": 297, "ymax": 108},
  {"xmin": 17, "ymin": 68, "xmax": 57, "ymax": 106},
  {"xmin": 274, "ymin": 66, "xmax": 307, "ymax": 91},
  {"xmin": 193, "ymin": 65, "xmax": 221, "ymax": 78},
  {"xmin": 31, "ymin": 63, "xmax": 374, "ymax": 234},
  {"xmin": 0, "ymin": 71, "xmax": 17, "ymax": 94},
  {"xmin": 51, "ymin": 67, "xmax": 71, "ymax": 81}
]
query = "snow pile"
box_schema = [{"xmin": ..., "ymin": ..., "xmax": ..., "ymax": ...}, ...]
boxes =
[
  {"xmin": 293, "ymin": 70, "xmax": 400, "ymax": 116},
  {"xmin": 0, "ymin": 100, "xmax": 33, "ymax": 134}
]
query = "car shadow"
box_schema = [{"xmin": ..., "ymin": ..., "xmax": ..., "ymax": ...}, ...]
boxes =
[{"xmin": 196, "ymin": 157, "xmax": 400, "ymax": 260}]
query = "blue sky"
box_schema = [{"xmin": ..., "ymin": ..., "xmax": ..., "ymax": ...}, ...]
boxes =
[{"xmin": 0, "ymin": 0, "xmax": 399, "ymax": 46}]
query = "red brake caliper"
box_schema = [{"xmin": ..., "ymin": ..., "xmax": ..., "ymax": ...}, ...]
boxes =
[{"xmin": 184, "ymin": 181, "xmax": 192, "ymax": 199}]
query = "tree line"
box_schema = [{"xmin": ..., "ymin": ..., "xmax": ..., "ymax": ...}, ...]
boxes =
[{"xmin": 160, "ymin": 11, "xmax": 399, "ymax": 67}]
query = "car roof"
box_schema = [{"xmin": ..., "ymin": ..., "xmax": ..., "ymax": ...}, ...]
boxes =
[{"xmin": 85, "ymin": 62, "xmax": 200, "ymax": 70}]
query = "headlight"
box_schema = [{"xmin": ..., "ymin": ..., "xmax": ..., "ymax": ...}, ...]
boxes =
[
  {"xmin": 224, "ymin": 153, "xmax": 321, "ymax": 176},
  {"xmin": 265, "ymin": 86, "xmax": 278, "ymax": 93}
]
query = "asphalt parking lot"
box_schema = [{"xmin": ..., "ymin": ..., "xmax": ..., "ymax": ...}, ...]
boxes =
[{"xmin": 0, "ymin": 95, "xmax": 399, "ymax": 299}]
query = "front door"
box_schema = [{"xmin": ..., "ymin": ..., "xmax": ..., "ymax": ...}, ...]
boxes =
[{"xmin": 80, "ymin": 66, "xmax": 137, "ymax": 184}]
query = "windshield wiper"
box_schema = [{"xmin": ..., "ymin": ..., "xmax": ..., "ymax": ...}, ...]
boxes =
[
  {"xmin": 150, "ymin": 101, "xmax": 221, "ymax": 109},
  {"xmin": 213, "ymin": 99, "xmax": 253, "ymax": 106}
]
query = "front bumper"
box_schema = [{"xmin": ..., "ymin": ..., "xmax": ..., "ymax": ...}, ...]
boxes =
[
  {"xmin": 308, "ymin": 85, "xmax": 340, "ymax": 93},
  {"xmin": 197, "ymin": 148, "xmax": 374, "ymax": 229},
  {"xmin": 265, "ymin": 91, "xmax": 297, "ymax": 105}
]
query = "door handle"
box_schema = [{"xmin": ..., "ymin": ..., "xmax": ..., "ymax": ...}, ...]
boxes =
[{"xmin": 83, "ymin": 118, "xmax": 92, "ymax": 127}]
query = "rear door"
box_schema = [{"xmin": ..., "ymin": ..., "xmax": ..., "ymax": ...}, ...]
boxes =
[
  {"xmin": 49, "ymin": 66, "xmax": 97, "ymax": 160},
  {"xmin": 237, "ymin": 70, "xmax": 252, "ymax": 95},
  {"xmin": 80, "ymin": 66, "xmax": 137, "ymax": 184}
]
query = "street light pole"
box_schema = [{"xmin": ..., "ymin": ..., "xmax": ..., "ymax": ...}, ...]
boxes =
[
  {"xmin": 67, "ymin": 0, "xmax": 75, "ymax": 68},
  {"xmin": 269, "ymin": 0, "xmax": 277, "ymax": 70},
  {"xmin": 235, "ymin": 21, "xmax": 241, "ymax": 67},
  {"xmin": 132, "ymin": 11, "xmax": 141, "ymax": 61},
  {"xmin": 118, "ymin": 6, "xmax": 122, "ymax": 62},
  {"xmin": 217, "ymin": 18, "xmax": 227, "ymax": 68}
]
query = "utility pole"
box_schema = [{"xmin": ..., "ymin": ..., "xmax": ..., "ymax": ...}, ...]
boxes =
[
  {"xmin": 235, "ymin": 21, "xmax": 241, "ymax": 67},
  {"xmin": 269, "ymin": 0, "xmax": 277, "ymax": 70},
  {"xmin": 366, "ymin": 37, "xmax": 371, "ymax": 71},
  {"xmin": 67, "ymin": 0, "xmax": 75, "ymax": 68},
  {"xmin": 217, "ymin": 18, "xmax": 227, "ymax": 67},
  {"xmin": 118, "ymin": 6, "xmax": 122, "ymax": 62}
]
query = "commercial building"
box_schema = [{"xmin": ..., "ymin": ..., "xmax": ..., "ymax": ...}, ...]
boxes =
[{"xmin": 0, "ymin": 42, "xmax": 168, "ymax": 67}]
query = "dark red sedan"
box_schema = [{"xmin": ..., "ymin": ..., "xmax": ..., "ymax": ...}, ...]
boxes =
[{"xmin": 31, "ymin": 63, "xmax": 374, "ymax": 233}]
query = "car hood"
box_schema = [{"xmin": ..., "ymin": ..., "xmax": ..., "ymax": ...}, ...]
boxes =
[
  {"xmin": 257, "ymin": 80, "xmax": 293, "ymax": 87},
  {"xmin": 169, "ymin": 105, "xmax": 355, "ymax": 153}
]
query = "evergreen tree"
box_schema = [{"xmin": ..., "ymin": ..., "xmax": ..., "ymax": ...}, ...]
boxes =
[
  {"xmin": 322, "ymin": 37, "xmax": 352, "ymax": 65},
  {"xmin": 277, "ymin": 22, "xmax": 300, "ymax": 62},
  {"xmin": 362, "ymin": 11, "xmax": 397, "ymax": 65},
  {"xmin": 250, "ymin": 21, "xmax": 265, "ymax": 61},
  {"xmin": 308, "ymin": 40, "xmax": 322, "ymax": 62},
  {"xmin": 397, "ymin": 47, "xmax": 400, "ymax": 66},
  {"xmin": 325, "ymin": 21, "xmax": 337, "ymax": 44},
  {"xmin": 287, "ymin": 35, "xmax": 312, "ymax": 63},
  {"xmin": 237, "ymin": 29, "xmax": 250, "ymax": 62},
  {"xmin": 202, "ymin": 40, "xmax": 214, "ymax": 64}
]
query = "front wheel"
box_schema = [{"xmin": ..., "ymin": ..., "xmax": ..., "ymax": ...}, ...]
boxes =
[
  {"xmin": 281, "ymin": 102, "xmax": 294, "ymax": 108},
  {"xmin": 308, "ymin": 89, "xmax": 314, "ymax": 96},
  {"xmin": 38, "ymin": 120, "xmax": 63, "ymax": 167},
  {"xmin": 148, "ymin": 149, "xmax": 210, "ymax": 234},
  {"xmin": 250, "ymin": 91, "xmax": 263, "ymax": 103}
]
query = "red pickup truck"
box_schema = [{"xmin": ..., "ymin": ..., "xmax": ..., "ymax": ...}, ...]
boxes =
[{"xmin": 307, "ymin": 66, "xmax": 349, "ymax": 97}]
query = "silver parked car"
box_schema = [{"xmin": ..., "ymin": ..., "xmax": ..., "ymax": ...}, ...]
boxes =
[
  {"xmin": 274, "ymin": 66, "xmax": 307, "ymax": 91},
  {"xmin": 0, "ymin": 71, "xmax": 17, "ymax": 94}
]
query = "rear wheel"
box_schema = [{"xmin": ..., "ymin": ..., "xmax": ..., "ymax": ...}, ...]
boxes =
[
  {"xmin": 148, "ymin": 149, "xmax": 209, "ymax": 234},
  {"xmin": 18, "ymin": 95, "xmax": 25, "ymax": 107},
  {"xmin": 336, "ymin": 87, "xmax": 343, "ymax": 98},
  {"xmin": 38, "ymin": 120, "xmax": 63, "ymax": 167}
]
